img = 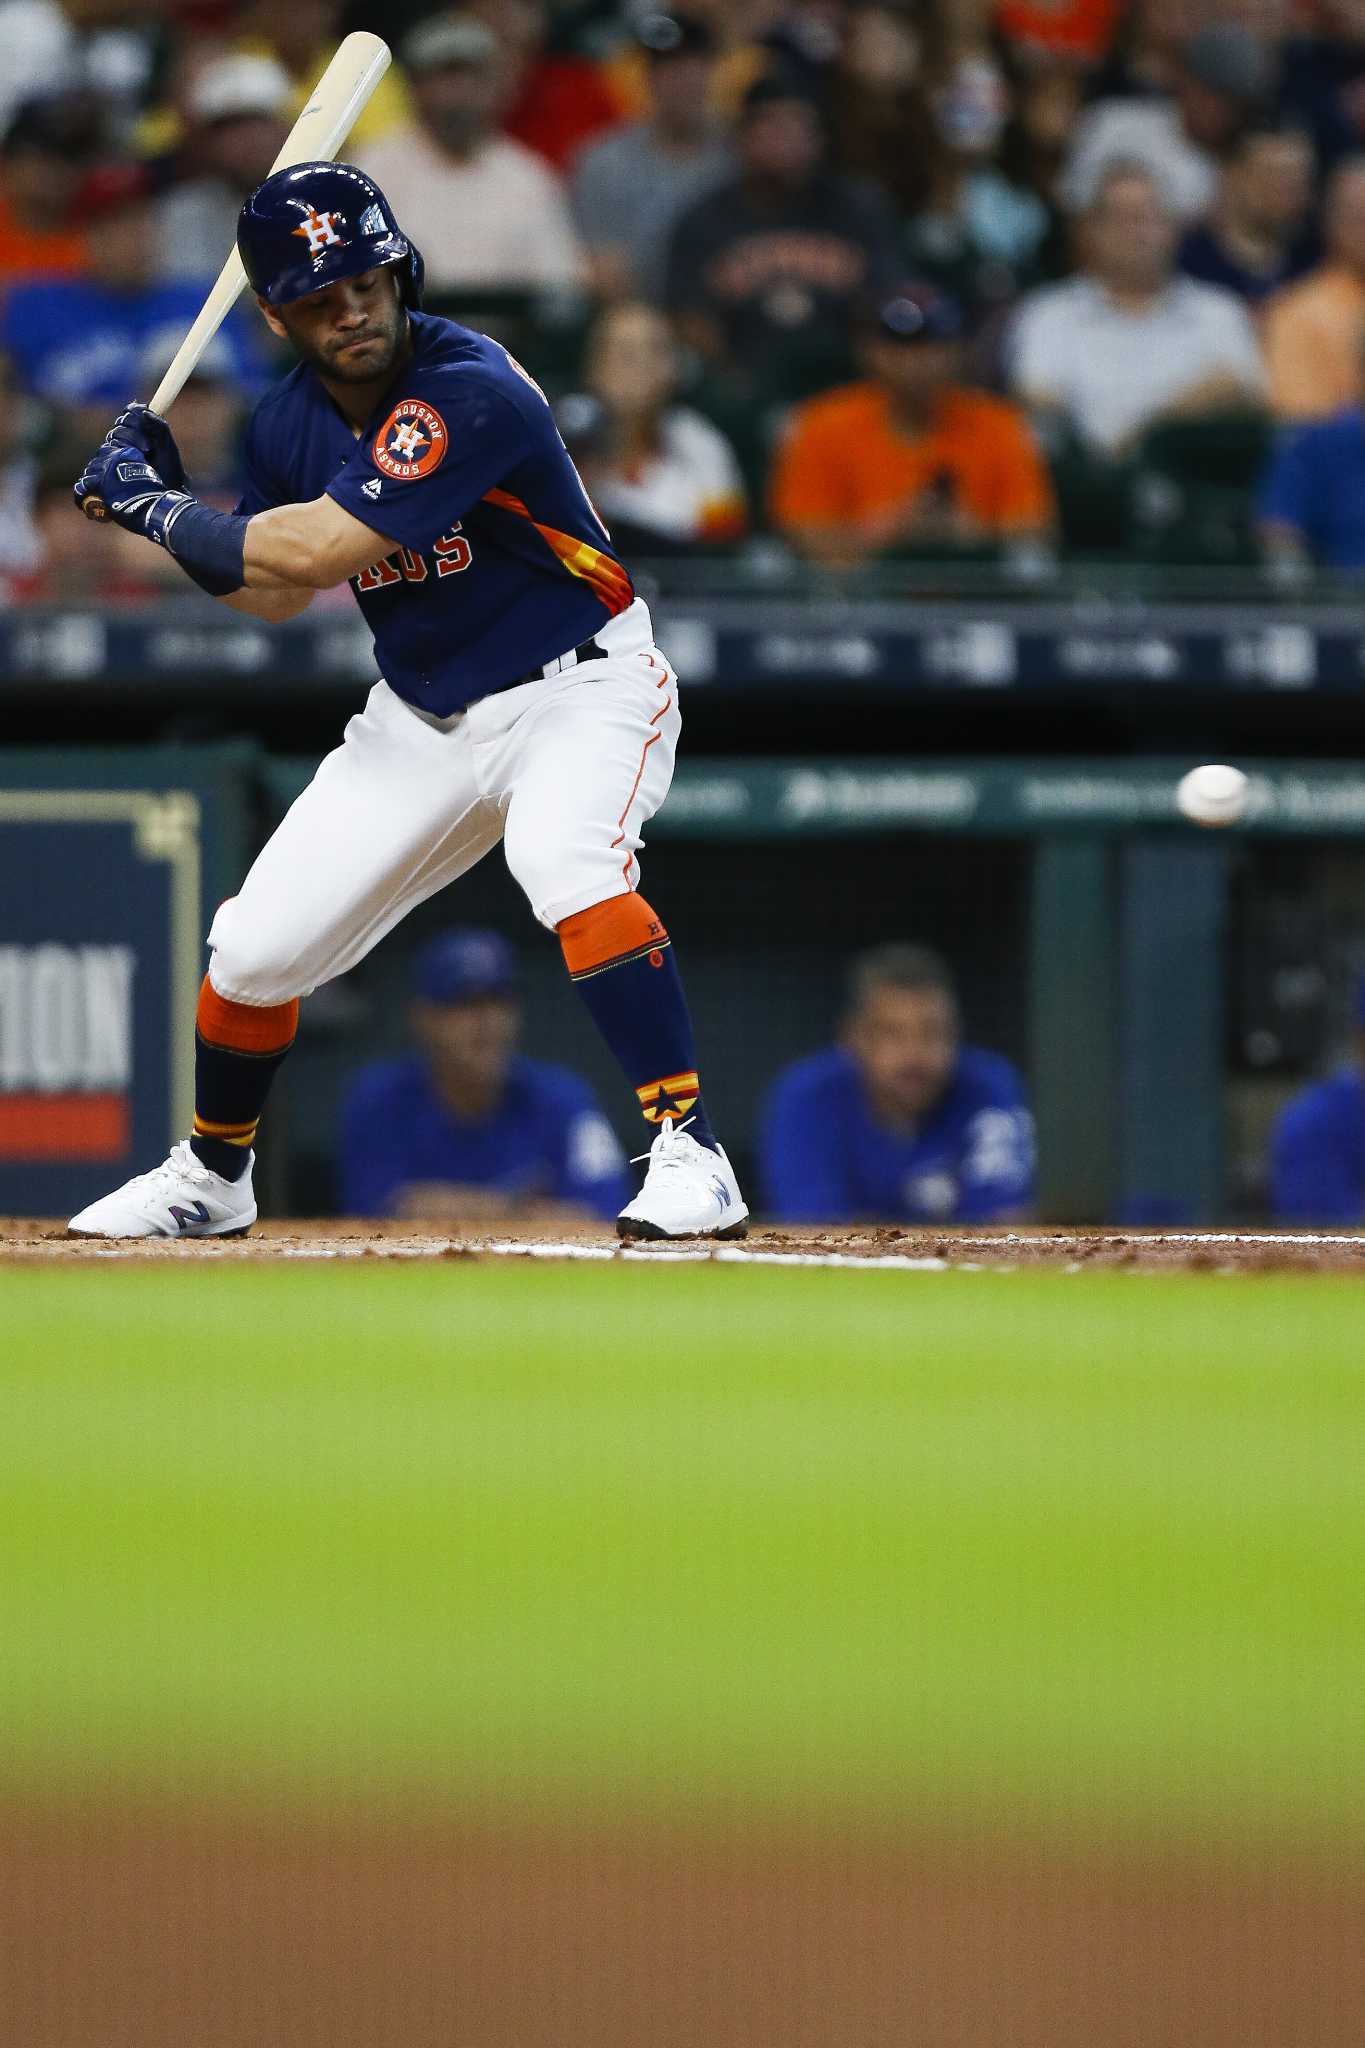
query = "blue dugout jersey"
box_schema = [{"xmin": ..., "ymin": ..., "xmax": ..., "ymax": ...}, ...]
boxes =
[
  {"xmin": 759, "ymin": 1045, "xmax": 1035, "ymax": 1226},
  {"xmin": 235, "ymin": 312, "xmax": 634, "ymax": 715},
  {"xmin": 1270, "ymin": 1066, "xmax": 1365, "ymax": 1224},
  {"xmin": 339, "ymin": 1052, "xmax": 629, "ymax": 1219}
]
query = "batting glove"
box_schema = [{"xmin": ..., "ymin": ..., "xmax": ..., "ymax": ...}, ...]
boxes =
[
  {"xmin": 72, "ymin": 440, "xmax": 246, "ymax": 596},
  {"xmin": 107, "ymin": 401, "xmax": 187, "ymax": 491},
  {"xmin": 73, "ymin": 438, "xmax": 185, "ymax": 538}
]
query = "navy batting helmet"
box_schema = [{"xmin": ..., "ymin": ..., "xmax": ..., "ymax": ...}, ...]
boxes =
[{"xmin": 236, "ymin": 161, "xmax": 424, "ymax": 309}]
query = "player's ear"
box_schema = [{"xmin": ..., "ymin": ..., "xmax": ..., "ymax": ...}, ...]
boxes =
[{"xmin": 256, "ymin": 295, "xmax": 288, "ymax": 341}]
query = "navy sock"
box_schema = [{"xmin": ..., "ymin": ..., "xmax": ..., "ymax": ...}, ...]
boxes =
[
  {"xmin": 189, "ymin": 978, "xmax": 298, "ymax": 1182},
  {"xmin": 561, "ymin": 900, "xmax": 719, "ymax": 1152}
]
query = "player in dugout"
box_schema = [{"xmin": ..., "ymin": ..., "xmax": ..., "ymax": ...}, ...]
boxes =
[
  {"xmin": 339, "ymin": 927, "xmax": 628, "ymax": 1224},
  {"xmin": 1270, "ymin": 973, "xmax": 1365, "ymax": 1225},
  {"xmin": 759, "ymin": 944, "xmax": 1036, "ymax": 1226},
  {"xmin": 66, "ymin": 160, "xmax": 747, "ymax": 1242}
]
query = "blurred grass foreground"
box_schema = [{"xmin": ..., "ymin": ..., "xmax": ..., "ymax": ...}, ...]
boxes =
[{"xmin": 2, "ymin": 1260, "xmax": 1362, "ymax": 2047}]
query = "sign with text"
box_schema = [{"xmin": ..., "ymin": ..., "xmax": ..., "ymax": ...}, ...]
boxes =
[{"xmin": 0, "ymin": 756, "xmax": 249, "ymax": 1219}]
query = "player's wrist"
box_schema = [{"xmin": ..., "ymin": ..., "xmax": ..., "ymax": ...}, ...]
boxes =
[{"xmin": 146, "ymin": 493, "xmax": 248, "ymax": 597}]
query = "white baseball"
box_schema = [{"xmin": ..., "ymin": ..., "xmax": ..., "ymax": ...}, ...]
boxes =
[{"xmin": 1176, "ymin": 763, "xmax": 1249, "ymax": 828}]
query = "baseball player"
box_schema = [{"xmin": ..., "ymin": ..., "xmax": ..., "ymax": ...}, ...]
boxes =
[{"xmin": 67, "ymin": 161, "xmax": 747, "ymax": 1242}]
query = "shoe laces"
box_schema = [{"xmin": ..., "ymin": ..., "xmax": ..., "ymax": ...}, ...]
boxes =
[
  {"xmin": 630, "ymin": 1115, "xmax": 695, "ymax": 1167},
  {"xmin": 133, "ymin": 1140, "xmax": 213, "ymax": 1192}
]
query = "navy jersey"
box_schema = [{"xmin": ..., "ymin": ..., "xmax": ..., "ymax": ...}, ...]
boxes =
[
  {"xmin": 759, "ymin": 1045, "xmax": 1035, "ymax": 1225},
  {"xmin": 339, "ymin": 1052, "xmax": 629, "ymax": 1219},
  {"xmin": 1270, "ymin": 1065, "xmax": 1365, "ymax": 1224},
  {"xmin": 235, "ymin": 311, "xmax": 634, "ymax": 714}
]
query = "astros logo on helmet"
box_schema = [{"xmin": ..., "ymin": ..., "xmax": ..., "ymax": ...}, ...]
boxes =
[
  {"xmin": 292, "ymin": 206, "xmax": 346, "ymax": 255},
  {"xmin": 373, "ymin": 399, "xmax": 447, "ymax": 480}
]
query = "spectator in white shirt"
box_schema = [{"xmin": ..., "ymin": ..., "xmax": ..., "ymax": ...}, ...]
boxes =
[
  {"xmin": 358, "ymin": 12, "xmax": 584, "ymax": 293},
  {"xmin": 1008, "ymin": 161, "xmax": 1264, "ymax": 457},
  {"xmin": 560, "ymin": 300, "xmax": 747, "ymax": 552}
]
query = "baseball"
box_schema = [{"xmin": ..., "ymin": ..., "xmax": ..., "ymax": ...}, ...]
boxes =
[{"xmin": 1176, "ymin": 764, "xmax": 1249, "ymax": 828}]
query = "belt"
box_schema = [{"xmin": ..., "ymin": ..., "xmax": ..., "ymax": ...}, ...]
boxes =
[{"xmin": 519, "ymin": 635, "xmax": 607, "ymax": 686}]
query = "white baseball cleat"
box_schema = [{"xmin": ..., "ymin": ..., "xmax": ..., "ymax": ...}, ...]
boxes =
[
  {"xmin": 68, "ymin": 1141, "xmax": 257, "ymax": 1240},
  {"xmin": 617, "ymin": 1117, "xmax": 748, "ymax": 1241}
]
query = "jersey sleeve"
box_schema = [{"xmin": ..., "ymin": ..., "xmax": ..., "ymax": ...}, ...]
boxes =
[
  {"xmin": 550, "ymin": 1081, "xmax": 629, "ymax": 1219},
  {"xmin": 1270, "ymin": 1089, "xmax": 1363, "ymax": 1223},
  {"xmin": 758, "ymin": 1069, "xmax": 857, "ymax": 1224},
  {"xmin": 955, "ymin": 1064, "xmax": 1036, "ymax": 1222},
  {"xmin": 327, "ymin": 375, "xmax": 532, "ymax": 551}
]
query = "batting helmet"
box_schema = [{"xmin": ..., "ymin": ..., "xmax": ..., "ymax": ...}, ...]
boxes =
[{"xmin": 236, "ymin": 161, "xmax": 424, "ymax": 309}]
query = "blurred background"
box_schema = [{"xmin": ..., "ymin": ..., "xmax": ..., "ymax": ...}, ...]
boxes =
[{"xmin": 9, "ymin": 0, "xmax": 1365, "ymax": 1233}]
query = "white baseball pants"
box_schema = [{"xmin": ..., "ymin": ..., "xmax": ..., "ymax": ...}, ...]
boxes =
[{"xmin": 208, "ymin": 597, "xmax": 679, "ymax": 1007}]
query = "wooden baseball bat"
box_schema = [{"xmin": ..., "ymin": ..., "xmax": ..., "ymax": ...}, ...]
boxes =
[{"xmin": 81, "ymin": 31, "xmax": 390, "ymax": 518}]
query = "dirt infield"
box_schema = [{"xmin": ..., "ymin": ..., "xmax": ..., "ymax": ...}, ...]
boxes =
[
  {"xmin": 5, "ymin": 1215, "xmax": 1365, "ymax": 1272},
  {"xmin": 4, "ymin": 1803, "xmax": 1362, "ymax": 2048}
]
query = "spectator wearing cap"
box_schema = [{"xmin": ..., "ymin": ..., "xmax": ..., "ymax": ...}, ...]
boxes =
[
  {"xmin": 564, "ymin": 300, "xmax": 746, "ymax": 552},
  {"xmin": 0, "ymin": 161, "xmax": 266, "ymax": 438},
  {"xmin": 1270, "ymin": 977, "xmax": 1365, "ymax": 1223},
  {"xmin": 572, "ymin": 11, "xmax": 734, "ymax": 303},
  {"xmin": 357, "ymin": 13, "xmax": 584, "ymax": 292},
  {"xmin": 154, "ymin": 55, "xmax": 293, "ymax": 281},
  {"xmin": 1008, "ymin": 162, "xmax": 1263, "ymax": 458},
  {"xmin": 0, "ymin": 93, "xmax": 103, "ymax": 291},
  {"xmin": 339, "ymin": 929, "xmax": 628, "ymax": 1223},
  {"xmin": 759, "ymin": 944, "xmax": 1035, "ymax": 1227},
  {"xmin": 772, "ymin": 282, "xmax": 1053, "ymax": 569},
  {"xmin": 665, "ymin": 70, "xmax": 901, "ymax": 404},
  {"xmin": 1262, "ymin": 158, "xmax": 1365, "ymax": 423},
  {"xmin": 1063, "ymin": 23, "xmax": 1275, "ymax": 224},
  {"xmin": 465, "ymin": 0, "xmax": 628, "ymax": 172},
  {"xmin": 1177, "ymin": 123, "xmax": 1316, "ymax": 313}
]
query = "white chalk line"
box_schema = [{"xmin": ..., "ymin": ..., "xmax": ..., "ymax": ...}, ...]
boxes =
[{"xmin": 53, "ymin": 1227, "xmax": 1365, "ymax": 1271}]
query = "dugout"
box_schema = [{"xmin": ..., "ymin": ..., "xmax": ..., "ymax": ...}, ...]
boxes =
[
  {"xmin": 256, "ymin": 755, "xmax": 1365, "ymax": 1227},
  {"xmin": 5, "ymin": 743, "xmax": 1365, "ymax": 1226}
]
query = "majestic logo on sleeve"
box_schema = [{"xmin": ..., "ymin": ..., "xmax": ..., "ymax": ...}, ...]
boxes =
[
  {"xmin": 373, "ymin": 399, "xmax": 448, "ymax": 480},
  {"xmin": 291, "ymin": 206, "xmax": 346, "ymax": 255}
]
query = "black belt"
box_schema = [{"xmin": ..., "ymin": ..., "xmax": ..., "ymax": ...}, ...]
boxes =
[{"xmin": 520, "ymin": 636, "xmax": 607, "ymax": 686}]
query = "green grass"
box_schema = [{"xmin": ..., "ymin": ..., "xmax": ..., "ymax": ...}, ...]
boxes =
[{"xmin": 1, "ymin": 1262, "xmax": 1361, "ymax": 1847}]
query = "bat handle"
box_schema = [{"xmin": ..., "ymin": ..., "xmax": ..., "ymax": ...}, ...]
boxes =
[{"xmin": 79, "ymin": 495, "xmax": 109, "ymax": 524}]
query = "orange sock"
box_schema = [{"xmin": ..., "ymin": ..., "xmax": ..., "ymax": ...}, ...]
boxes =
[{"xmin": 559, "ymin": 894, "xmax": 670, "ymax": 980}]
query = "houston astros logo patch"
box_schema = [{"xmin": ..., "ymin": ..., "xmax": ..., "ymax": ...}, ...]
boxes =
[{"xmin": 373, "ymin": 399, "xmax": 447, "ymax": 480}]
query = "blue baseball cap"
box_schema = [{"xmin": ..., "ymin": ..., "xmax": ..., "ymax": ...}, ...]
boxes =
[
  {"xmin": 868, "ymin": 282, "xmax": 965, "ymax": 343},
  {"xmin": 413, "ymin": 929, "xmax": 519, "ymax": 1005}
]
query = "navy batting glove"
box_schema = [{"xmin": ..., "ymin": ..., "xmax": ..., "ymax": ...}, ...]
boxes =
[
  {"xmin": 73, "ymin": 439, "xmax": 177, "ymax": 535},
  {"xmin": 73, "ymin": 441, "xmax": 246, "ymax": 597},
  {"xmin": 109, "ymin": 401, "xmax": 187, "ymax": 491}
]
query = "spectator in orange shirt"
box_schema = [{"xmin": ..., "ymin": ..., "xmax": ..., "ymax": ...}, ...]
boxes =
[
  {"xmin": 771, "ymin": 282, "xmax": 1054, "ymax": 569},
  {"xmin": 1263, "ymin": 158, "xmax": 1365, "ymax": 422},
  {"xmin": 0, "ymin": 94, "xmax": 102, "ymax": 293}
]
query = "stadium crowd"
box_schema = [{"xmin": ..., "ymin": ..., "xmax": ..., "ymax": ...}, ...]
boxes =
[{"xmin": 3, "ymin": 0, "xmax": 1365, "ymax": 597}]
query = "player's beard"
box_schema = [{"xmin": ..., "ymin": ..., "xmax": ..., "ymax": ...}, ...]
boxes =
[{"xmin": 288, "ymin": 286, "xmax": 409, "ymax": 387}]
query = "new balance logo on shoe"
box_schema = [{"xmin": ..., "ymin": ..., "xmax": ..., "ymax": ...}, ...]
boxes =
[{"xmin": 167, "ymin": 1202, "xmax": 211, "ymax": 1232}]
